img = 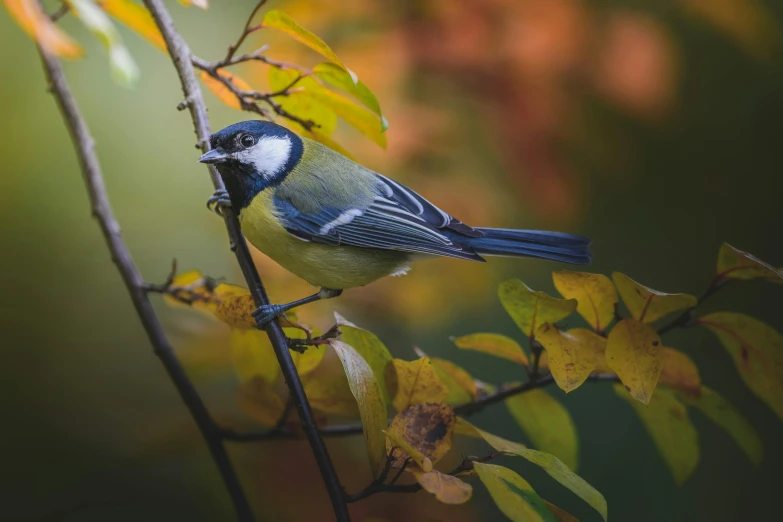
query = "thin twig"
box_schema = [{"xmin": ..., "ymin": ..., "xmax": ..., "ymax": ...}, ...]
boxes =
[
  {"xmin": 225, "ymin": 0, "xmax": 269, "ymax": 62},
  {"xmin": 37, "ymin": 43, "xmax": 254, "ymax": 522},
  {"xmin": 141, "ymin": 1, "xmax": 350, "ymax": 520},
  {"xmin": 49, "ymin": 1, "xmax": 69, "ymax": 22},
  {"xmin": 657, "ymin": 275, "xmax": 730, "ymax": 335}
]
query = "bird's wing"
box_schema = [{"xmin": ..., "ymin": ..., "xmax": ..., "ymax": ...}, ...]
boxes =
[{"xmin": 273, "ymin": 176, "xmax": 485, "ymax": 261}]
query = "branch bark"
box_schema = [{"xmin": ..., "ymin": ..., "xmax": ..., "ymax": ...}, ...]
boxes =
[
  {"xmin": 37, "ymin": 47, "xmax": 254, "ymax": 522},
  {"xmin": 140, "ymin": 1, "xmax": 350, "ymax": 520}
]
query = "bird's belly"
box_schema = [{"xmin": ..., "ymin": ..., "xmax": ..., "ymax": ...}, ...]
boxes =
[{"xmin": 239, "ymin": 193, "xmax": 411, "ymax": 289}]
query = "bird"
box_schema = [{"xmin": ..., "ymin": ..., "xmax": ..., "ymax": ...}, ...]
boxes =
[{"xmin": 199, "ymin": 120, "xmax": 591, "ymax": 328}]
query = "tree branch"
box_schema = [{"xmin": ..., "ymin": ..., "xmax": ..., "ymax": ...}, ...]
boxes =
[
  {"xmin": 37, "ymin": 45, "xmax": 254, "ymax": 522},
  {"xmin": 140, "ymin": 1, "xmax": 350, "ymax": 520}
]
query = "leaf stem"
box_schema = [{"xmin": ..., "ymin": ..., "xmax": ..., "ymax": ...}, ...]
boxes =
[{"xmin": 657, "ymin": 275, "xmax": 731, "ymax": 335}]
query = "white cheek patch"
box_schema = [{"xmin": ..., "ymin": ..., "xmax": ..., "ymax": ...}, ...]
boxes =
[{"xmin": 233, "ymin": 136, "xmax": 292, "ymax": 178}]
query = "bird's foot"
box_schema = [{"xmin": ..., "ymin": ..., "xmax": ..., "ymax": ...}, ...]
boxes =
[
  {"xmin": 206, "ymin": 189, "xmax": 232, "ymax": 216},
  {"xmin": 252, "ymin": 304, "xmax": 285, "ymax": 329}
]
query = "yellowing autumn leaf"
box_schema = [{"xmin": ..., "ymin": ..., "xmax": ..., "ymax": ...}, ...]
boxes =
[
  {"xmin": 335, "ymin": 312, "xmax": 392, "ymax": 402},
  {"xmin": 658, "ymin": 348, "xmax": 701, "ymax": 397},
  {"xmin": 4, "ymin": 0, "xmax": 83, "ymax": 58},
  {"xmin": 201, "ymin": 69, "xmax": 253, "ymax": 111},
  {"xmin": 474, "ymin": 462, "xmax": 558, "ymax": 522},
  {"xmin": 230, "ymin": 329, "xmax": 280, "ymax": 384},
  {"xmin": 385, "ymin": 429, "xmax": 432, "ymax": 472},
  {"xmin": 612, "ymin": 272, "xmax": 697, "ymax": 323},
  {"xmin": 552, "ymin": 271, "xmax": 618, "ymax": 332},
  {"xmin": 100, "ymin": 0, "xmax": 166, "ymax": 51},
  {"xmin": 499, "ymin": 279, "xmax": 577, "ymax": 339},
  {"xmin": 452, "ymin": 333, "xmax": 529, "ymax": 366},
  {"xmin": 696, "ymin": 312, "xmax": 783, "ymax": 421},
  {"xmin": 506, "ymin": 389, "xmax": 579, "ymax": 471},
  {"xmin": 536, "ymin": 324, "xmax": 599, "ymax": 392},
  {"xmin": 432, "ymin": 359, "xmax": 478, "ymax": 403},
  {"xmin": 615, "ymin": 384, "xmax": 699, "ymax": 485},
  {"xmin": 716, "ymin": 243, "xmax": 783, "ymax": 283},
  {"xmin": 386, "ymin": 403, "xmax": 455, "ymax": 471},
  {"xmin": 385, "ymin": 358, "xmax": 449, "ymax": 412},
  {"xmin": 606, "ymin": 318, "xmax": 664, "ymax": 404},
  {"xmin": 303, "ymin": 83, "xmax": 387, "ymax": 147},
  {"xmin": 237, "ymin": 376, "xmax": 285, "ymax": 427},
  {"xmin": 302, "ymin": 349, "xmax": 358, "ymax": 417},
  {"xmin": 413, "ymin": 469, "xmax": 472, "ymax": 504},
  {"xmin": 545, "ymin": 502, "xmax": 579, "ymax": 522},
  {"xmin": 268, "ymin": 68, "xmax": 338, "ymax": 136},
  {"xmin": 313, "ymin": 62, "xmax": 386, "ymax": 125}
]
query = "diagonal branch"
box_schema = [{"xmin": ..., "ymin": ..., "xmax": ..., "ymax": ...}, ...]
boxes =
[
  {"xmin": 37, "ymin": 45, "xmax": 254, "ymax": 522},
  {"xmin": 140, "ymin": 1, "xmax": 350, "ymax": 520}
]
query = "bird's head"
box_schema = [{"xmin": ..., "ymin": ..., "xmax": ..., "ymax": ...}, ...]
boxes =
[{"xmin": 199, "ymin": 120, "xmax": 303, "ymax": 210}]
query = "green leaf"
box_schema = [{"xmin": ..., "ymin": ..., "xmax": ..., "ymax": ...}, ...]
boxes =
[
  {"xmin": 456, "ymin": 419, "xmax": 607, "ymax": 521},
  {"xmin": 615, "ymin": 384, "xmax": 699, "ymax": 485},
  {"xmin": 506, "ymin": 389, "xmax": 579, "ymax": 471},
  {"xmin": 605, "ymin": 319, "xmax": 664, "ymax": 404},
  {"xmin": 313, "ymin": 62, "xmax": 387, "ymax": 128},
  {"xmin": 696, "ymin": 312, "xmax": 783, "ymax": 421},
  {"xmin": 335, "ymin": 312, "xmax": 393, "ymax": 403},
  {"xmin": 552, "ymin": 271, "xmax": 618, "ymax": 332},
  {"xmin": 474, "ymin": 462, "xmax": 558, "ymax": 522},
  {"xmin": 612, "ymin": 272, "xmax": 697, "ymax": 323},
  {"xmin": 268, "ymin": 68, "xmax": 337, "ymax": 136},
  {"xmin": 262, "ymin": 10, "xmax": 352, "ymax": 76},
  {"xmin": 452, "ymin": 333, "xmax": 529, "ymax": 366},
  {"xmin": 330, "ymin": 339, "xmax": 387, "ymax": 478},
  {"xmin": 678, "ymin": 386, "xmax": 763, "ymax": 467},
  {"xmin": 303, "ymin": 84, "xmax": 387, "ymax": 147},
  {"xmin": 499, "ymin": 279, "xmax": 577, "ymax": 339},
  {"xmin": 536, "ymin": 325, "xmax": 599, "ymax": 393},
  {"xmin": 717, "ymin": 243, "xmax": 783, "ymax": 282}
]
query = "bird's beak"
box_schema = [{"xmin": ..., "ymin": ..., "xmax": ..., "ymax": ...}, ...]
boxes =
[{"xmin": 199, "ymin": 148, "xmax": 229, "ymax": 164}]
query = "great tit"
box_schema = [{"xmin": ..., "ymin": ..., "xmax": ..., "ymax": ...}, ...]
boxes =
[{"xmin": 199, "ymin": 120, "xmax": 590, "ymax": 327}]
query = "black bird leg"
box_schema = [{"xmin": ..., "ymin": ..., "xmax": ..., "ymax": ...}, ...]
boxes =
[
  {"xmin": 252, "ymin": 288, "xmax": 343, "ymax": 329},
  {"xmin": 206, "ymin": 189, "xmax": 232, "ymax": 215}
]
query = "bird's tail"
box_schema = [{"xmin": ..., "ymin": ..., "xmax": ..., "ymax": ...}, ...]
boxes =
[{"xmin": 460, "ymin": 228, "xmax": 591, "ymax": 265}]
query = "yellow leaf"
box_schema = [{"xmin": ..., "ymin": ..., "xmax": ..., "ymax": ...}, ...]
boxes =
[
  {"xmin": 457, "ymin": 419, "xmax": 607, "ymax": 521},
  {"xmin": 213, "ymin": 294, "xmax": 257, "ymax": 328},
  {"xmin": 99, "ymin": 0, "xmax": 166, "ymax": 51},
  {"xmin": 678, "ymin": 386, "xmax": 763, "ymax": 467},
  {"xmin": 615, "ymin": 384, "xmax": 699, "ymax": 485},
  {"xmin": 424, "ymin": 354, "xmax": 478, "ymax": 403},
  {"xmin": 330, "ymin": 339, "xmax": 387, "ymax": 477},
  {"xmin": 269, "ymin": 68, "xmax": 338, "ymax": 136},
  {"xmin": 237, "ymin": 376, "xmax": 285, "ymax": 427},
  {"xmin": 716, "ymin": 243, "xmax": 783, "ymax": 282},
  {"xmin": 385, "ymin": 358, "xmax": 449, "ymax": 412},
  {"xmin": 3, "ymin": 0, "xmax": 83, "ymax": 58},
  {"xmin": 506, "ymin": 389, "xmax": 579, "ymax": 471},
  {"xmin": 262, "ymin": 10, "xmax": 351, "ymax": 75},
  {"xmin": 499, "ymin": 279, "xmax": 577, "ymax": 339},
  {"xmin": 385, "ymin": 429, "xmax": 432, "ymax": 473},
  {"xmin": 303, "ymin": 84, "xmax": 386, "ymax": 147},
  {"xmin": 313, "ymin": 62, "xmax": 386, "ymax": 125},
  {"xmin": 605, "ymin": 319, "xmax": 664, "ymax": 404},
  {"xmin": 552, "ymin": 271, "xmax": 618, "ymax": 332},
  {"xmin": 473, "ymin": 462, "xmax": 557, "ymax": 522},
  {"xmin": 386, "ymin": 403, "xmax": 455, "ymax": 471},
  {"xmin": 291, "ymin": 343, "xmax": 327, "ymax": 377},
  {"xmin": 658, "ymin": 348, "xmax": 701, "ymax": 397},
  {"xmin": 335, "ymin": 312, "xmax": 392, "ymax": 403},
  {"xmin": 612, "ymin": 272, "xmax": 697, "ymax": 323},
  {"xmin": 303, "ymin": 361, "xmax": 359, "ymax": 417},
  {"xmin": 536, "ymin": 325, "xmax": 599, "ymax": 393},
  {"xmin": 452, "ymin": 333, "xmax": 529, "ymax": 366},
  {"xmin": 230, "ymin": 329, "xmax": 279, "ymax": 384},
  {"xmin": 696, "ymin": 312, "xmax": 783, "ymax": 421},
  {"xmin": 302, "ymin": 127, "xmax": 355, "ymax": 158},
  {"xmin": 413, "ymin": 469, "xmax": 472, "ymax": 504},
  {"xmin": 545, "ymin": 502, "xmax": 580, "ymax": 522},
  {"xmin": 200, "ymin": 69, "xmax": 253, "ymax": 111}
]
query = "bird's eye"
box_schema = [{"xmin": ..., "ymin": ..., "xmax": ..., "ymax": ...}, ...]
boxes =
[{"xmin": 240, "ymin": 134, "xmax": 255, "ymax": 148}]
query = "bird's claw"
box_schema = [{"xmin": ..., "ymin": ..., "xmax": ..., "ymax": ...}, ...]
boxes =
[
  {"xmin": 252, "ymin": 304, "xmax": 285, "ymax": 329},
  {"xmin": 207, "ymin": 189, "xmax": 232, "ymax": 216}
]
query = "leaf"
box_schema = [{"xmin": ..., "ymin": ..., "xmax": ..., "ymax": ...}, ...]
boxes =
[
  {"xmin": 545, "ymin": 502, "xmax": 580, "ymax": 522},
  {"xmin": 302, "ymin": 84, "xmax": 387, "ymax": 147},
  {"xmin": 457, "ymin": 419, "xmax": 607, "ymax": 521},
  {"xmin": 70, "ymin": 0, "xmax": 139, "ymax": 87},
  {"xmin": 385, "ymin": 358, "xmax": 449, "ymax": 412},
  {"xmin": 268, "ymin": 68, "xmax": 338, "ymax": 136},
  {"xmin": 452, "ymin": 333, "xmax": 529, "ymax": 366},
  {"xmin": 612, "ymin": 272, "xmax": 697, "ymax": 323},
  {"xmin": 499, "ymin": 279, "xmax": 577, "ymax": 339},
  {"xmin": 386, "ymin": 403, "xmax": 455, "ymax": 470},
  {"xmin": 313, "ymin": 62, "xmax": 386, "ymax": 126},
  {"xmin": 615, "ymin": 384, "xmax": 699, "ymax": 485},
  {"xmin": 237, "ymin": 376, "xmax": 285, "ymax": 427},
  {"xmin": 200, "ymin": 70, "xmax": 253, "ymax": 111},
  {"xmin": 262, "ymin": 10, "xmax": 352, "ymax": 76},
  {"xmin": 302, "ymin": 127, "xmax": 355, "ymax": 158},
  {"xmin": 658, "ymin": 348, "xmax": 701, "ymax": 397},
  {"xmin": 473, "ymin": 462, "xmax": 558, "ymax": 522},
  {"xmin": 605, "ymin": 318, "xmax": 664, "ymax": 404},
  {"xmin": 99, "ymin": 0, "xmax": 166, "ymax": 51},
  {"xmin": 536, "ymin": 325, "xmax": 599, "ymax": 392},
  {"xmin": 716, "ymin": 243, "xmax": 783, "ymax": 283},
  {"xmin": 303, "ymin": 358, "xmax": 359, "ymax": 418},
  {"xmin": 430, "ymin": 357, "xmax": 478, "ymax": 403},
  {"xmin": 385, "ymin": 429, "xmax": 432, "ymax": 472},
  {"xmin": 696, "ymin": 312, "xmax": 783, "ymax": 421},
  {"xmin": 678, "ymin": 386, "xmax": 763, "ymax": 467},
  {"xmin": 335, "ymin": 312, "xmax": 393, "ymax": 402},
  {"xmin": 3, "ymin": 0, "xmax": 83, "ymax": 58},
  {"xmin": 506, "ymin": 389, "xmax": 579, "ymax": 471},
  {"xmin": 230, "ymin": 329, "xmax": 280, "ymax": 384},
  {"xmin": 331, "ymin": 339, "xmax": 387, "ymax": 477},
  {"xmin": 552, "ymin": 271, "xmax": 618, "ymax": 332},
  {"xmin": 413, "ymin": 469, "xmax": 472, "ymax": 504}
]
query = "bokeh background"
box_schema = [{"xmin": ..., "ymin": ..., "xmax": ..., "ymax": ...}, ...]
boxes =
[{"xmin": 2, "ymin": 0, "xmax": 783, "ymax": 520}]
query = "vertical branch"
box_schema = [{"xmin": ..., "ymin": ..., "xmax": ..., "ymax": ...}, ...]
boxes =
[
  {"xmin": 37, "ymin": 49, "xmax": 255, "ymax": 521},
  {"xmin": 140, "ymin": 1, "xmax": 351, "ymax": 520}
]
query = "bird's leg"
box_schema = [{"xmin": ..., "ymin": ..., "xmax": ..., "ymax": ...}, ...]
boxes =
[
  {"xmin": 252, "ymin": 288, "xmax": 343, "ymax": 329},
  {"xmin": 206, "ymin": 189, "xmax": 232, "ymax": 215}
]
